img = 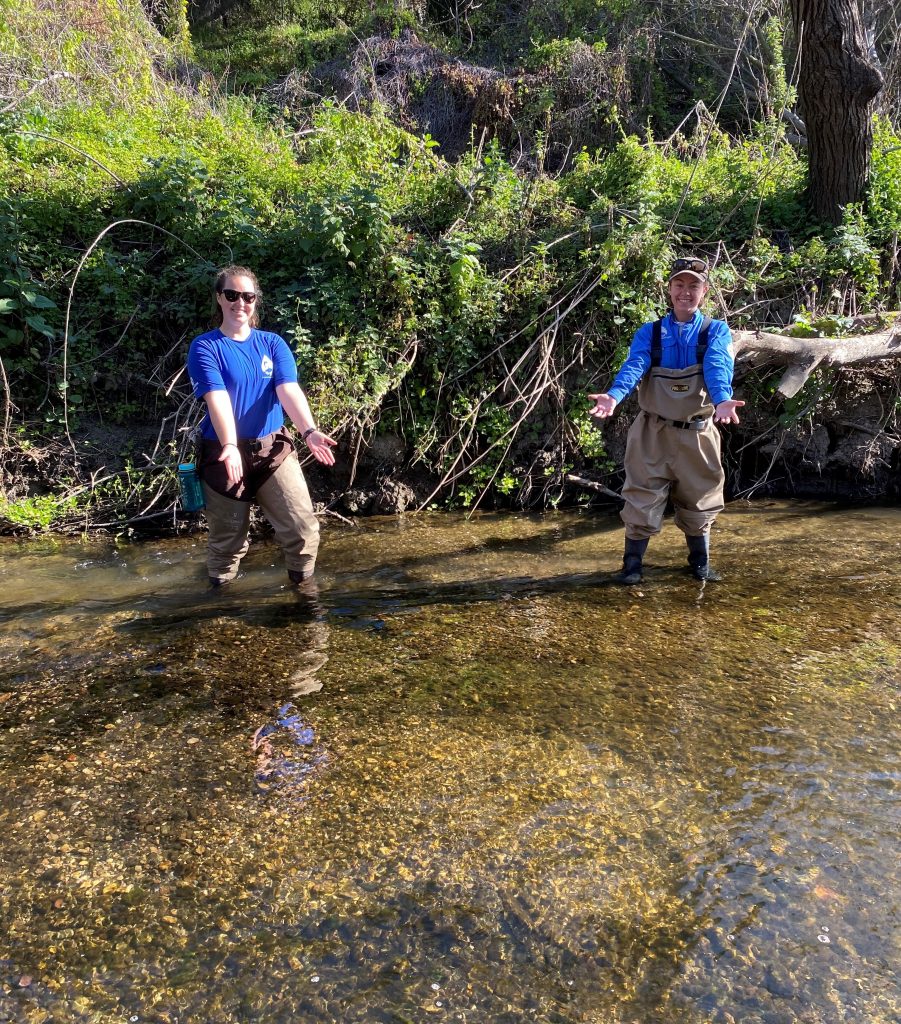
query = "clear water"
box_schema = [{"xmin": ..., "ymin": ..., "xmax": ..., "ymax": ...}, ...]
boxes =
[{"xmin": 0, "ymin": 503, "xmax": 899, "ymax": 1023}]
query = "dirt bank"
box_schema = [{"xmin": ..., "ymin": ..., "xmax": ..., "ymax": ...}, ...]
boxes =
[{"xmin": 1, "ymin": 365, "xmax": 899, "ymax": 535}]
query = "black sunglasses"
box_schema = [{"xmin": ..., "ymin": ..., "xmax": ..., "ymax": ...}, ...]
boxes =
[
  {"xmin": 219, "ymin": 288, "xmax": 257, "ymax": 303},
  {"xmin": 670, "ymin": 257, "xmax": 708, "ymax": 275}
]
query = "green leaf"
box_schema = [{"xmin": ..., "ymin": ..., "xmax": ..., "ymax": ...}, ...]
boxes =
[
  {"xmin": 21, "ymin": 291, "xmax": 57, "ymax": 310},
  {"xmin": 0, "ymin": 298, "xmax": 18, "ymax": 314},
  {"xmin": 25, "ymin": 314, "xmax": 55, "ymax": 339}
]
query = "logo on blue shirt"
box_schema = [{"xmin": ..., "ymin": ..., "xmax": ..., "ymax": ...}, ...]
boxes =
[{"xmin": 261, "ymin": 355, "xmax": 273, "ymax": 378}]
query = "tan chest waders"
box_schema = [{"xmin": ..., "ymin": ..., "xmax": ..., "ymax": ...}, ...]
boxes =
[
  {"xmin": 621, "ymin": 317, "xmax": 726, "ymax": 540},
  {"xmin": 200, "ymin": 428, "xmax": 320, "ymax": 586}
]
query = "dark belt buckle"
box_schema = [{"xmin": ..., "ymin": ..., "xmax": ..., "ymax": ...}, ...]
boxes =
[
  {"xmin": 248, "ymin": 438, "xmax": 264, "ymax": 454},
  {"xmin": 667, "ymin": 417, "xmax": 706, "ymax": 430}
]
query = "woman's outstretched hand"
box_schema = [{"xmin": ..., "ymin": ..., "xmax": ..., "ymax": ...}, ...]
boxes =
[
  {"xmin": 218, "ymin": 443, "xmax": 244, "ymax": 485},
  {"xmin": 588, "ymin": 393, "xmax": 618, "ymax": 418},
  {"xmin": 304, "ymin": 430, "xmax": 337, "ymax": 466}
]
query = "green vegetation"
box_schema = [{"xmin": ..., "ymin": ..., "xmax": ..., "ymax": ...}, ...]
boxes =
[
  {"xmin": 0, "ymin": 492, "xmax": 80, "ymax": 531},
  {"xmin": 194, "ymin": 23, "xmax": 353, "ymax": 87},
  {"xmin": 0, "ymin": 0, "xmax": 899, "ymax": 529}
]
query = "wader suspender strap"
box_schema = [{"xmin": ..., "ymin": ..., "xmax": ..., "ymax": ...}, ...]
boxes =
[
  {"xmin": 695, "ymin": 315, "xmax": 712, "ymax": 362},
  {"xmin": 650, "ymin": 318, "xmax": 663, "ymax": 368},
  {"xmin": 649, "ymin": 315, "xmax": 712, "ymax": 369}
]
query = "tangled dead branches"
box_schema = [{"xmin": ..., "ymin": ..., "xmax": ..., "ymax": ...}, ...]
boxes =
[
  {"xmin": 311, "ymin": 30, "xmax": 517, "ymax": 161},
  {"xmin": 302, "ymin": 29, "xmax": 637, "ymax": 167}
]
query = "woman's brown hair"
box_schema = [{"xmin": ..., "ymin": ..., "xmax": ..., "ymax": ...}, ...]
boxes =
[{"xmin": 211, "ymin": 265, "xmax": 263, "ymax": 328}]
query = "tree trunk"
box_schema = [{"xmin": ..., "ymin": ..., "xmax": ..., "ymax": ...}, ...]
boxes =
[{"xmin": 789, "ymin": 0, "xmax": 883, "ymax": 223}]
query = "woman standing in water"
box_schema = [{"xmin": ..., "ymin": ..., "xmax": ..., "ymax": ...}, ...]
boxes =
[{"xmin": 187, "ymin": 265, "xmax": 336, "ymax": 587}]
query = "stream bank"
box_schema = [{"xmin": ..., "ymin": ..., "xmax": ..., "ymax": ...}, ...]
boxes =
[{"xmin": 2, "ymin": 365, "xmax": 899, "ymax": 535}]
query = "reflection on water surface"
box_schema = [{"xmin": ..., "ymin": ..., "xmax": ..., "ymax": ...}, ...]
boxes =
[{"xmin": 0, "ymin": 503, "xmax": 899, "ymax": 1023}]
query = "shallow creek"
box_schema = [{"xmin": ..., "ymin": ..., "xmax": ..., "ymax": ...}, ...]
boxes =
[{"xmin": 0, "ymin": 503, "xmax": 899, "ymax": 1024}]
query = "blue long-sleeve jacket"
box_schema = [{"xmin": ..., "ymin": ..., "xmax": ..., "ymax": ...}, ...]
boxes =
[{"xmin": 607, "ymin": 310, "xmax": 734, "ymax": 407}]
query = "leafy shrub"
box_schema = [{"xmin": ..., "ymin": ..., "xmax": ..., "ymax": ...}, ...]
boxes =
[{"xmin": 868, "ymin": 118, "xmax": 901, "ymax": 239}]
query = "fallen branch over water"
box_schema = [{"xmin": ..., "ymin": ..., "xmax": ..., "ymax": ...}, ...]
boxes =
[
  {"xmin": 733, "ymin": 318, "xmax": 901, "ymax": 398},
  {"xmin": 564, "ymin": 474, "xmax": 622, "ymax": 501}
]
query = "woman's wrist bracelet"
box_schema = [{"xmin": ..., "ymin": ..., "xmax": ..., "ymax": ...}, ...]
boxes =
[
  {"xmin": 302, "ymin": 427, "xmax": 317, "ymax": 441},
  {"xmin": 222, "ymin": 442, "xmax": 238, "ymax": 451}
]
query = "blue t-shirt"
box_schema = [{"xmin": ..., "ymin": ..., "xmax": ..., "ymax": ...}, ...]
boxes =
[
  {"xmin": 608, "ymin": 310, "xmax": 734, "ymax": 407},
  {"xmin": 187, "ymin": 328, "xmax": 299, "ymax": 440}
]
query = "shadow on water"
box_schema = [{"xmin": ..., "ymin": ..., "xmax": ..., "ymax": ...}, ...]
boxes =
[
  {"xmin": 0, "ymin": 513, "xmax": 614, "ymax": 627},
  {"xmin": 0, "ymin": 504, "xmax": 899, "ymax": 1023},
  {"xmin": 114, "ymin": 569, "xmax": 618, "ymax": 637}
]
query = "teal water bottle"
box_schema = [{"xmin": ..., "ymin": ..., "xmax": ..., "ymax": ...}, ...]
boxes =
[{"xmin": 178, "ymin": 462, "xmax": 205, "ymax": 512}]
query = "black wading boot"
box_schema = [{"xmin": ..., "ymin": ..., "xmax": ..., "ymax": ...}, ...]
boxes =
[
  {"xmin": 686, "ymin": 533, "xmax": 721, "ymax": 581},
  {"xmin": 288, "ymin": 568, "xmax": 315, "ymax": 584},
  {"xmin": 616, "ymin": 537, "xmax": 649, "ymax": 585}
]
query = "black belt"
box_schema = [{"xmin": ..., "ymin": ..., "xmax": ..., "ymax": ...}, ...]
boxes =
[
  {"xmin": 241, "ymin": 429, "xmax": 288, "ymax": 454},
  {"xmin": 654, "ymin": 414, "xmax": 709, "ymax": 431}
]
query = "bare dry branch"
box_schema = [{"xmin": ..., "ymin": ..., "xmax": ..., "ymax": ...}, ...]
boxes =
[
  {"xmin": 565, "ymin": 474, "xmax": 623, "ymax": 500},
  {"xmin": 0, "ymin": 72, "xmax": 76, "ymax": 114},
  {"xmin": 15, "ymin": 130, "xmax": 127, "ymax": 186},
  {"xmin": 60, "ymin": 219, "xmax": 214, "ymax": 450}
]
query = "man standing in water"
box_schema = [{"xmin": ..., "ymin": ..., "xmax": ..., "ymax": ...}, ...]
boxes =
[{"xmin": 589, "ymin": 256, "xmax": 744, "ymax": 584}]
